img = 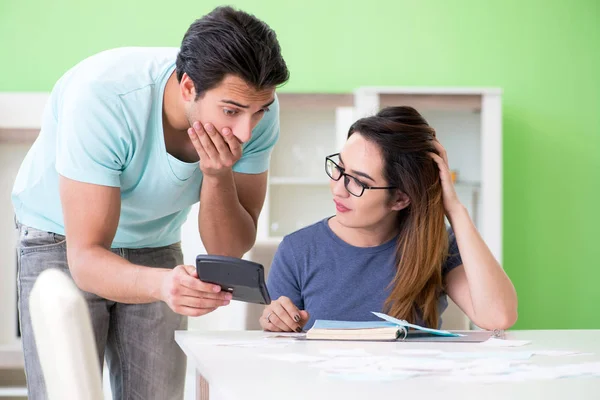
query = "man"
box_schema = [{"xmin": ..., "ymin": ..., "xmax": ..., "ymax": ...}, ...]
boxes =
[{"xmin": 12, "ymin": 6, "xmax": 289, "ymax": 399}]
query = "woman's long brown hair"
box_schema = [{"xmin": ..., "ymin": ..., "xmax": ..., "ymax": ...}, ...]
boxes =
[{"xmin": 348, "ymin": 106, "xmax": 448, "ymax": 328}]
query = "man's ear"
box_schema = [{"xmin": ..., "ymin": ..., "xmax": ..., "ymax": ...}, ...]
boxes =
[
  {"xmin": 180, "ymin": 73, "xmax": 196, "ymax": 102},
  {"xmin": 391, "ymin": 191, "xmax": 410, "ymax": 211}
]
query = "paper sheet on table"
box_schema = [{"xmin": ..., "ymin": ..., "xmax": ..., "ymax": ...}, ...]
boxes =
[
  {"xmin": 310, "ymin": 355, "xmax": 462, "ymax": 372},
  {"xmin": 378, "ymin": 357, "xmax": 461, "ymax": 371},
  {"xmin": 479, "ymin": 337, "xmax": 531, "ymax": 347},
  {"xmin": 256, "ymin": 346, "xmax": 600, "ymax": 383},
  {"xmin": 265, "ymin": 332, "xmax": 306, "ymax": 339},
  {"xmin": 393, "ymin": 349, "xmax": 444, "ymax": 356},
  {"xmin": 397, "ymin": 348, "xmax": 591, "ymax": 359},
  {"xmin": 439, "ymin": 351, "xmax": 534, "ymax": 360},
  {"xmin": 193, "ymin": 337, "xmax": 296, "ymax": 348},
  {"xmin": 317, "ymin": 357, "xmax": 520, "ymax": 376},
  {"xmin": 319, "ymin": 348, "xmax": 373, "ymax": 357},
  {"xmin": 460, "ymin": 359, "xmax": 516, "ymax": 374},
  {"xmin": 260, "ymin": 353, "xmax": 329, "ymax": 363},
  {"xmin": 309, "ymin": 356, "xmax": 391, "ymax": 370},
  {"xmin": 443, "ymin": 362, "xmax": 600, "ymax": 383},
  {"xmin": 319, "ymin": 369, "xmax": 419, "ymax": 381},
  {"xmin": 534, "ymin": 350, "xmax": 594, "ymax": 357}
]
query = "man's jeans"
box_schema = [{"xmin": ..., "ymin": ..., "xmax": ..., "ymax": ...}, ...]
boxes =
[{"xmin": 16, "ymin": 223, "xmax": 187, "ymax": 400}]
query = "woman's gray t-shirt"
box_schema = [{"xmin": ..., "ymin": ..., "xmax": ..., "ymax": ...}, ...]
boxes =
[{"xmin": 267, "ymin": 218, "xmax": 463, "ymax": 329}]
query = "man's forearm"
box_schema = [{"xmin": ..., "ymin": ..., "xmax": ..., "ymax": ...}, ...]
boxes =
[
  {"xmin": 199, "ymin": 172, "xmax": 257, "ymax": 257},
  {"xmin": 68, "ymin": 245, "xmax": 168, "ymax": 303}
]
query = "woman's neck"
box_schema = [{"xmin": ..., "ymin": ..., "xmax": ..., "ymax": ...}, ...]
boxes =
[{"xmin": 328, "ymin": 215, "xmax": 399, "ymax": 248}]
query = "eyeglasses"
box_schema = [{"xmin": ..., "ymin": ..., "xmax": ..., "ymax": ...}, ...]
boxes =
[{"xmin": 325, "ymin": 153, "xmax": 397, "ymax": 197}]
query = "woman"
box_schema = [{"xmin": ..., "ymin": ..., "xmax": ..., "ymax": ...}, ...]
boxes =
[{"xmin": 260, "ymin": 106, "xmax": 517, "ymax": 333}]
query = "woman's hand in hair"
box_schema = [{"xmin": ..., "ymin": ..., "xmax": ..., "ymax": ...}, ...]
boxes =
[
  {"xmin": 429, "ymin": 140, "xmax": 463, "ymax": 217},
  {"xmin": 188, "ymin": 121, "xmax": 242, "ymax": 177},
  {"xmin": 260, "ymin": 296, "xmax": 310, "ymax": 332}
]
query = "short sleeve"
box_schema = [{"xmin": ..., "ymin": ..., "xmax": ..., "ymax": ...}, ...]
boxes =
[
  {"xmin": 442, "ymin": 226, "xmax": 463, "ymax": 276},
  {"xmin": 55, "ymin": 84, "xmax": 130, "ymax": 187},
  {"xmin": 232, "ymin": 95, "xmax": 280, "ymax": 174},
  {"xmin": 266, "ymin": 236, "xmax": 304, "ymax": 309}
]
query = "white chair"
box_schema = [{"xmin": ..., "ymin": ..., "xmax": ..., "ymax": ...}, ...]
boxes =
[
  {"xmin": 29, "ymin": 268, "xmax": 103, "ymax": 400},
  {"xmin": 244, "ymin": 239, "xmax": 280, "ymax": 329}
]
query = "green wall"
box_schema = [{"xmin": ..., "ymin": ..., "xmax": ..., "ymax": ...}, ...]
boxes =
[{"xmin": 1, "ymin": 0, "xmax": 599, "ymax": 328}]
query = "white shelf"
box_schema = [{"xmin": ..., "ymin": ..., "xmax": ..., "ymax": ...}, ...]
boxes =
[
  {"xmin": 353, "ymin": 87, "xmax": 502, "ymax": 116},
  {"xmin": 353, "ymin": 87, "xmax": 502, "ymax": 263},
  {"xmin": 454, "ymin": 181, "xmax": 481, "ymax": 190},
  {"xmin": 0, "ymin": 341, "xmax": 26, "ymax": 399},
  {"xmin": 354, "ymin": 87, "xmax": 502, "ymax": 95},
  {"xmin": 0, "ymin": 128, "xmax": 39, "ymax": 143},
  {"xmin": 0, "ymin": 93, "xmax": 48, "ymax": 130},
  {"xmin": 0, "ymin": 341, "xmax": 24, "ymax": 369},
  {"xmin": 277, "ymin": 93, "xmax": 353, "ymax": 109},
  {"xmin": 0, "ymin": 387, "xmax": 27, "ymax": 397},
  {"xmin": 267, "ymin": 184, "xmax": 333, "ymax": 237},
  {"xmin": 269, "ymin": 177, "xmax": 329, "ymax": 185}
]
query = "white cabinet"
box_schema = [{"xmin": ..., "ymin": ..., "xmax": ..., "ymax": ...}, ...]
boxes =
[
  {"xmin": 353, "ymin": 87, "xmax": 503, "ymax": 263},
  {"xmin": 258, "ymin": 94, "xmax": 355, "ymax": 240},
  {"xmin": 0, "ymin": 93, "xmax": 47, "ymax": 398},
  {"xmin": 0, "ymin": 93, "xmax": 48, "ymax": 348}
]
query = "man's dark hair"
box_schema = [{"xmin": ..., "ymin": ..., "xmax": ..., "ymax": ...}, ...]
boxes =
[{"xmin": 176, "ymin": 6, "xmax": 289, "ymax": 98}]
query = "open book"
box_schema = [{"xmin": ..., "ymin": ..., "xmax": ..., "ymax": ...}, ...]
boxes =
[{"xmin": 306, "ymin": 312, "xmax": 463, "ymax": 341}]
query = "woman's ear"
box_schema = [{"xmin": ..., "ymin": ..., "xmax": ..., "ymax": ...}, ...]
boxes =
[{"xmin": 391, "ymin": 191, "xmax": 410, "ymax": 211}]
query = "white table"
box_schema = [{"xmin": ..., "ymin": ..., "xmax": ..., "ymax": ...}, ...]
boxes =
[{"xmin": 175, "ymin": 330, "xmax": 600, "ymax": 400}]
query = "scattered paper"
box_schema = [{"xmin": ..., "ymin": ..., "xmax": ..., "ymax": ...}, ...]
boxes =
[
  {"xmin": 309, "ymin": 356, "xmax": 390, "ymax": 371},
  {"xmin": 479, "ymin": 337, "xmax": 531, "ymax": 347},
  {"xmin": 265, "ymin": 332, "xmax": 306, "ymax": 339},
  {"xmin": 193, "ymin": 337, "xmax": 296, "ymax": 348},
  {"xmin": 534, "ymin": 350, "xmax": 594, "ymax": 357},
  {"xmin": 460, "ymin": 359, "xmax": 516, "ymax": 375},
  {"xmin": 444, "ymin": 373, "xmax": 532, "ymax": 383},
  {"xmin": 309, "ymin": 355, "xmax": 461, "ymax": 372},
  {"xmin": 195, "ymin": 334, "xmax": 598, "ymax": 384},
  {"xmin": 259, "ymin": 349, "xmax": 600, "ymax": 383},
  {"xmin": 440, "ymin": 351, "xmax": 533, "ymax": 360},
  {"xmin": 380, "ymin": 357, "xmax": 460, "ymax": 371},
  {"xmin": 320, "ymin": 369, "xmax": 419, "ymax": 381},
  {"xmin": 319, "ymin": 348, "xmax": 373, "ymax": 357},
  {"xmin": 260, "ymin": 353, "xmax": 329, "ymax": 363},
  {"xmin": 443, "ymin": 362, "xmax": 600, "ymax": 383},
  {"xmin": 393, "ymin": 349, "xmax": 444, "ymax": 357},
  {"xmin": 395, "ymin": 348, "xmax": 592, "ymax": 359}
]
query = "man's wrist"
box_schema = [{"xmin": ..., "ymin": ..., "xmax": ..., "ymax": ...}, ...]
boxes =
[
  {"xmin": 201, "ymin": 169, "xmax": 234, "ymax": 185},
  {"xmin": 136, "ymin": 266, "xmax": 170, "ymax": 302}
]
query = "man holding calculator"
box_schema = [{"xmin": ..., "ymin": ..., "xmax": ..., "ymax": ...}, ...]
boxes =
[{"xmin": 12, "ymin": 6, "xmax": 288, "ymax": 400}]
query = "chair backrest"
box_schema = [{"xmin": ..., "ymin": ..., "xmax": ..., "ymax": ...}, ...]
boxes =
[{"xmin": 29, "ymin": 268, "xmax": 103, "ymax": 400}]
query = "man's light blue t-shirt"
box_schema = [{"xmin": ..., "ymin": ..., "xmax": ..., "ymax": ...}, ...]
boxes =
[
  {"xmin": 267, "ymin": 218, "xmax": 463, "ymax": 329},
  {"xmin": 12, "ymin": 47, "xmax": 280, "ymax": 248}
]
